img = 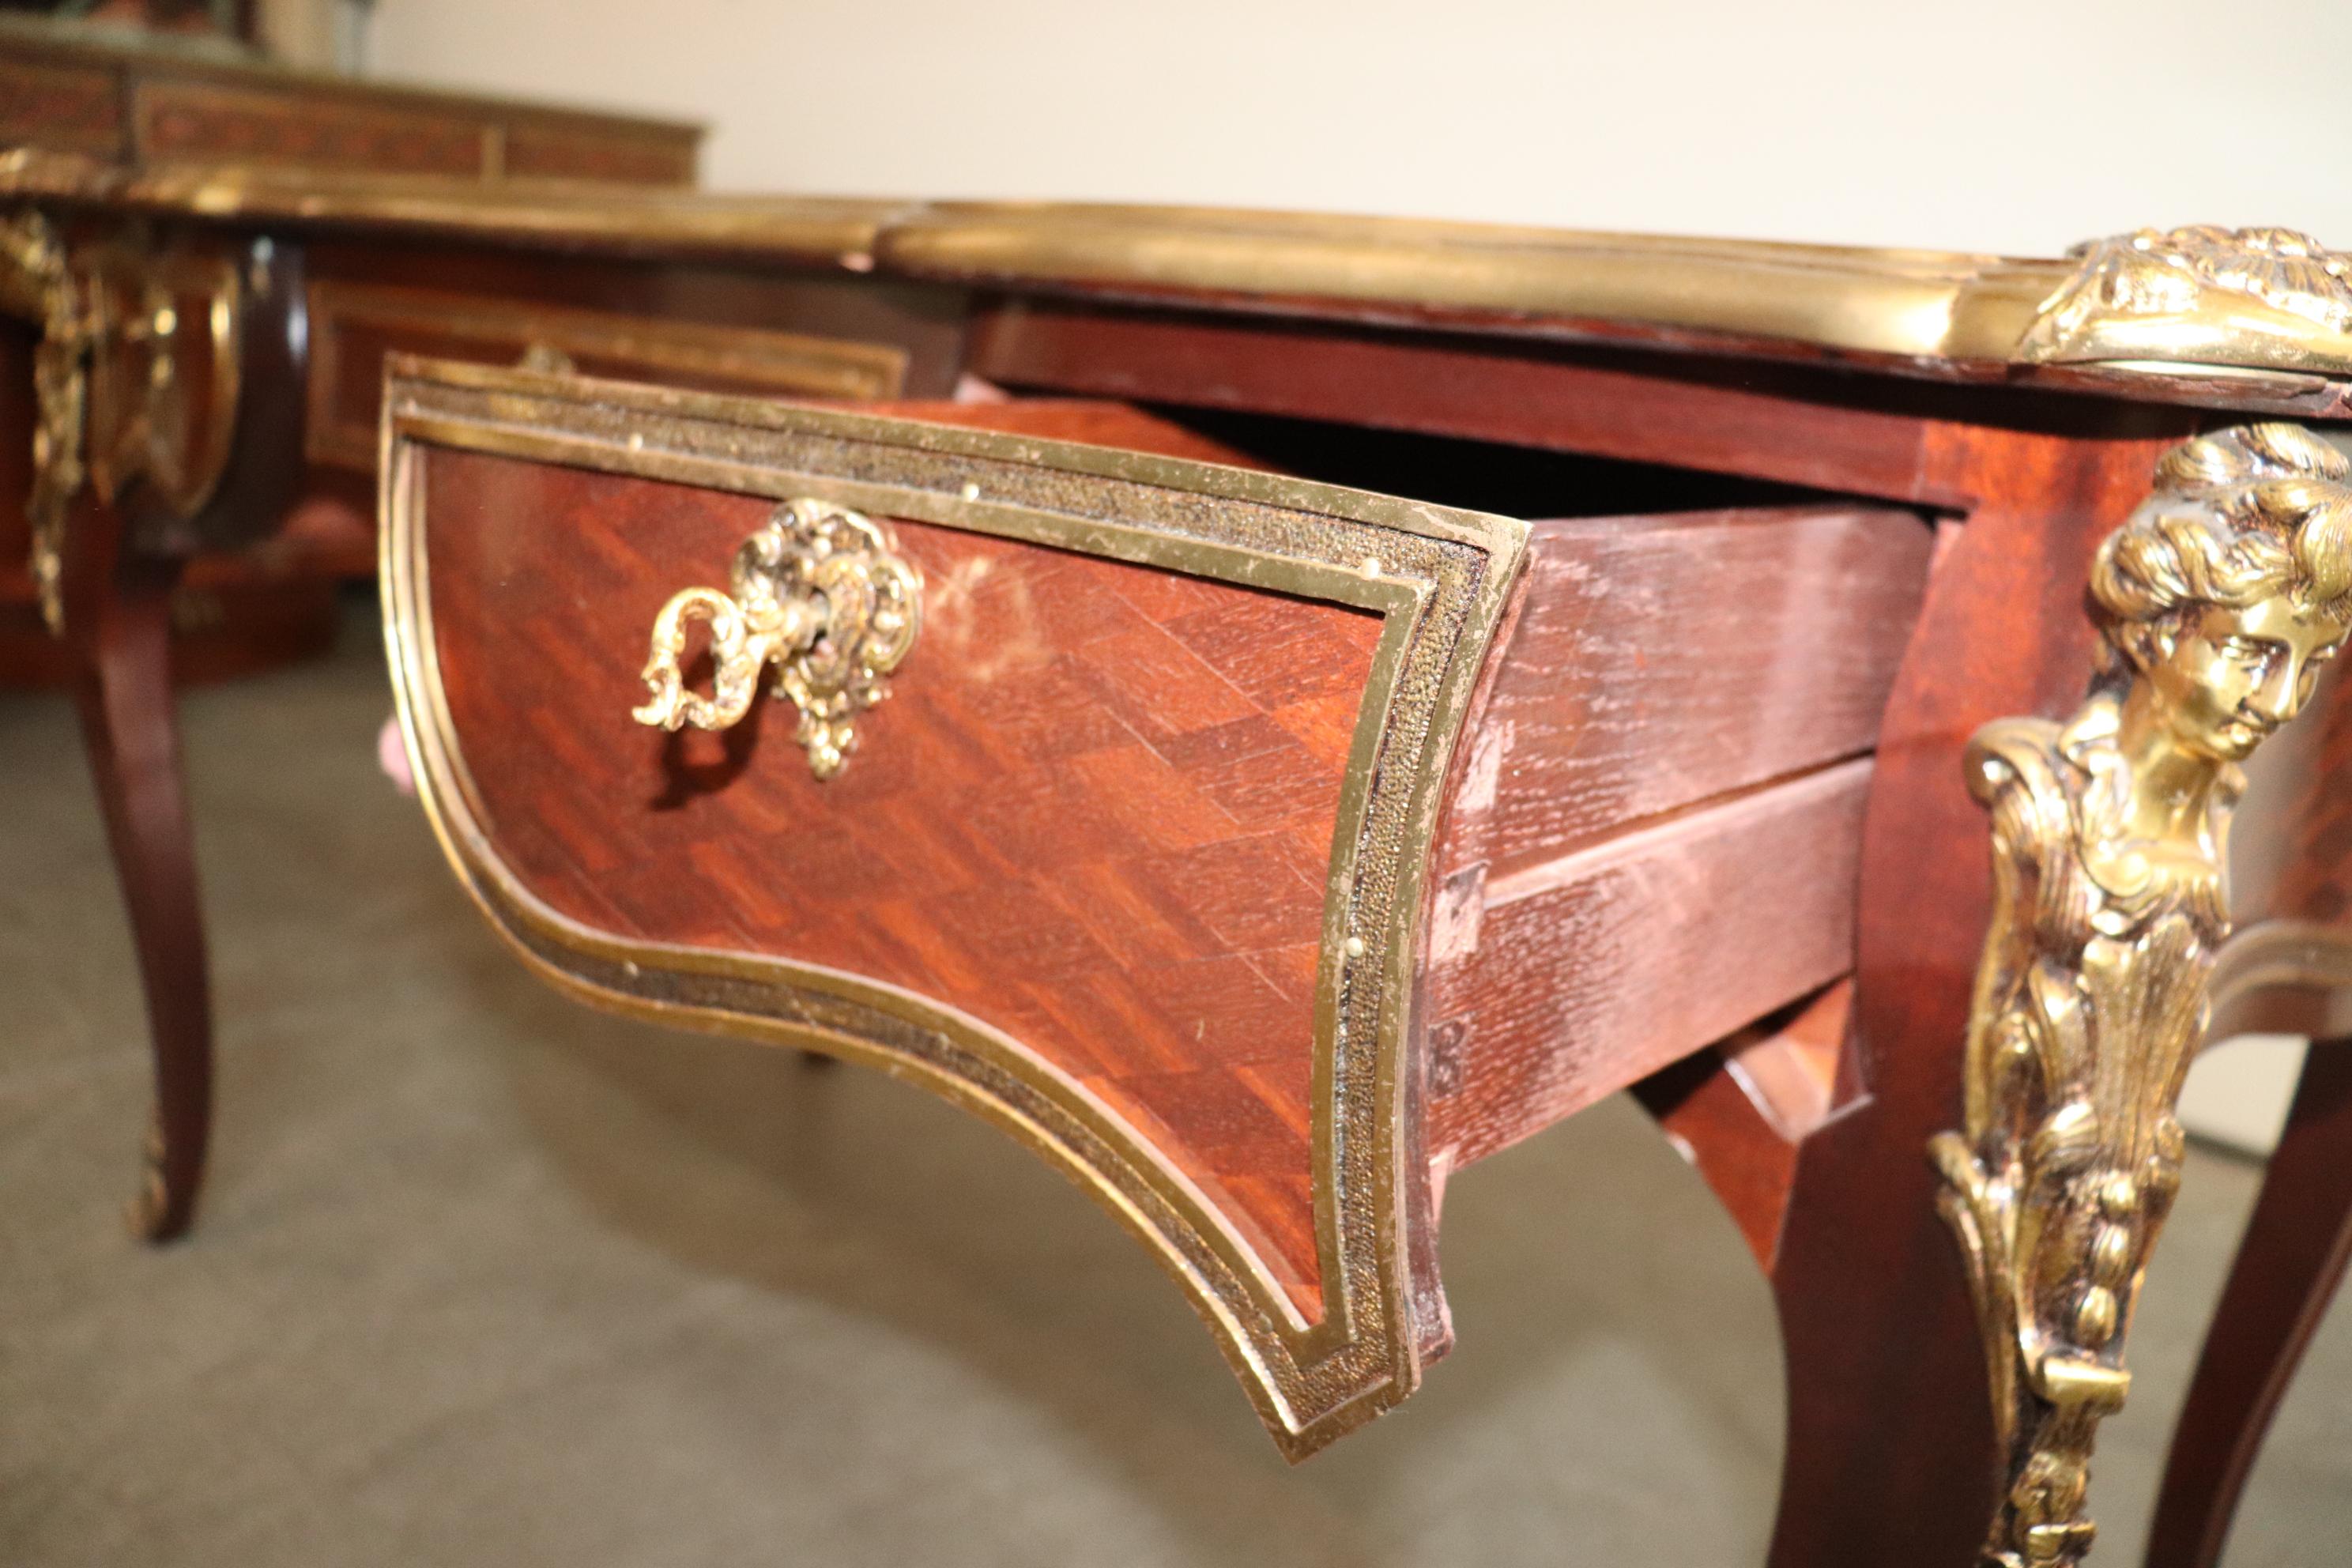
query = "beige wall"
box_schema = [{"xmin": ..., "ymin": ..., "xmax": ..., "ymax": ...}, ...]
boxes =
[
  {"xmin": 368, "ymin": 0, "xmax": 2352, "ymax": 255},
  {"xmin": 2181, "ymin": 1035, "xmax": 2308, "ymax": 1157}
]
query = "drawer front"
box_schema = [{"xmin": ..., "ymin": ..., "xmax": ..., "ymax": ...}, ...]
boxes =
[
  {"xmin": 0, "ymin": 58, "xmax": 124, "ymax": 159},
  {"xmin": 500, "ymin": 122, "xmax": 697, "ymax": 186},
  {"xmin": 383, "ymin": 358, "xmax": 1525, "ymax": 1456},
  {"xmin": 308, "ymin": 281, "xmax": 909, "ymax": 471},
  {"xmin": 134, "ymin": 81, "xmax": 488, "ymax": 176}
]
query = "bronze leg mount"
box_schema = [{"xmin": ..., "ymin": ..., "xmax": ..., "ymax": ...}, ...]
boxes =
[{"xmin": 1932, "ymin": 423, "xmax": 2352, "ymax": 1565}]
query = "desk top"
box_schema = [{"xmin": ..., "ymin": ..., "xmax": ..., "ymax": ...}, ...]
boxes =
[{"xmin": 7, "ymin": 148, "xmax": 2351, "ymax": 416}]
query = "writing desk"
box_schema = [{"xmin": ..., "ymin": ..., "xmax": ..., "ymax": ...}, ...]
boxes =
[{"xmin": 6, "ymin": 153, "xmax": 2350, "ymax": 1565}]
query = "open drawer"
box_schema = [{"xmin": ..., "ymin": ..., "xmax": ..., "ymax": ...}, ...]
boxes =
[{"xmin": 380, "ymin": 356, "xmax": 1933, "ymax": 1455}]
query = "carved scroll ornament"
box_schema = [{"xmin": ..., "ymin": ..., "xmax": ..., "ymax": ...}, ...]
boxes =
[
  {"xmin": 1932, "ymin": 424, "xmax": 2352, "ymax": 1566},
  {"xmin": 631, "ymin": 497, "xmax": 922, "ymax": 778}
]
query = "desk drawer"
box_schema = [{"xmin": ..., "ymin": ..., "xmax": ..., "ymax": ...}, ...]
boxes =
[
  {"xmin": 0, "ymin": 57, "xmax": 123, "ymax": 158},
  {"xmin": 134, "ymin": 80, "xmax": 488, "ymax": 176},
  {"xmin": 382, "ymin": 358, "xmax": 1929, "ymax": 1453},
  {"xmin": 307, "ymin": 281, "xmax": 909, "ymax": 470},
  {"xmin": 501, "ymin": 122, "xmax": 698, "ymax": 185}
]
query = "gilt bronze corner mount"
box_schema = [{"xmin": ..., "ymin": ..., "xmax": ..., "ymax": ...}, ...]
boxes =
[
  {"xmin": 1934, "ymin": 423, "xmax": 2352, "ymax": 1565},
  {"xmin": 1, "ymin": 209, "xmax": 89, "ymax": 634},
  {"xmin": 0, "ymin": 207, "xmax": 244, "ymax": 635}
]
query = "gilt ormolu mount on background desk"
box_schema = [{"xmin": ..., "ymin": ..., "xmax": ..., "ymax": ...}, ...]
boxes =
[{"xmin": 9, "ymin": 146, "xmax": 2352, "ymax": 1563}]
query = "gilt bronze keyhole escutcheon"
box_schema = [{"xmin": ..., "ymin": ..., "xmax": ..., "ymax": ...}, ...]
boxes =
[{"xmin": 631, "ymin": 497, "xmax": 922, "ymax": 778}]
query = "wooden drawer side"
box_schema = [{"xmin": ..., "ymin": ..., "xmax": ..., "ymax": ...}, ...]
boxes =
[{"xmin": 1426, "ymin": 505, "xmax": 1933, "ymax": 1168}]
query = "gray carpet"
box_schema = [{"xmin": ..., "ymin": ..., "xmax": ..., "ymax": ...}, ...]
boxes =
[{"xmin": 3, "ymin": 601, "xmax": 2348, "ymax": 1566}]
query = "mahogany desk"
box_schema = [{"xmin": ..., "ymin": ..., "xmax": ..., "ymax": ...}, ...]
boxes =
[
  {"xmin": 0, "ymin": 32, "xmax": 695, "ymax": 686},
  {"xmin": 7, "ymin": 153, "xmax": 2352, "ymax": 1566},
  {"xmin": 1, "ymin": 23, "xmax": 703, "ymax": 186},
  {"xmin": 0, "ymin": 32, "xmax": 704, "ymax": 681}
]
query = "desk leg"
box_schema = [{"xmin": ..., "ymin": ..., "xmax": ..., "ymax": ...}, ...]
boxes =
[
  {"xmin": 2146, "ymin": 1039, "xmax": 2352, "ymax": 1568},
  {"xmin": 63, "ymin": 499, "xmax": 211, "ymax": 1242},
  {"xmin": 1759, "ymin": 424, "xmax": 2201, "ymax": 1567},
  {"xmin": 1766, "ymin": 1099, "xmax": 1997, "ymax": 1567}
]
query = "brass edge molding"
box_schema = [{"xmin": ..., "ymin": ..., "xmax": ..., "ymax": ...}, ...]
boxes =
[
  {"xmin": 12, "ymin": 149, "xmax": 2352, "ymax": 383},
  {"xmin": 0, "ymin": 149, "xmax": 904, "ymax": 269},
  {"xmin": 877, "ymin": 202, "xmax": 2043, "ymax": 362},
  {"xmin": 303, "ymin": 279, "xmax": 909, "ymax": 472},
  {"xmin": 377, "ymin": 356, "xmax": 1529, "ymax": 1457},
  {"xmin": 876, "ymin": 206, "xmax": 2350, "ymax": 386},
  {"xmin": 1932, "ymin": 424, "xmax": 2352, "ymax": 1565}
]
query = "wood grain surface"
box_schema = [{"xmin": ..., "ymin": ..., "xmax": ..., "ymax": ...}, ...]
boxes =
[
  {"xmin": 1635, "ymin": 981, "xmax": 1849, "ymax": 1270},
  {"xmin": 420, "ymin": 427, "xmax": 1378, "ymax": 1316},
  {"xmin": 968, "ymin": 299, "xmax": 1952, "ymax": 503},
  {"xmin": 135, "ymin": 81, "xmax": 490, "ymax": 179},
  {"xmin": 58, "ymin": 488, "xmax": 212, "ymax": 1241},
  {"xmin": 1428, "ymin": 758, "xmax": 1874, "ymax": 1167},
  {"xmin": 0, "ymin": 57, "xmax": 123, "ymax": 158},
  {"xmin": 502, "ymin": 124, "xmax": 696, "ymax": 186},
  {"xmin": 1455, "ymin": 507, "xmax": 1932, "ymax": 876}
]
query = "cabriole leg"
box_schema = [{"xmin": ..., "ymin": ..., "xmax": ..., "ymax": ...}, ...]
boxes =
[
  {"xmin": 2147, "ymin": 1039, "xmax": 2352, "ymax": 1568},
  {"xmin": 63, "ymin": 503, "xmax": 211, "ymax": 1242}
]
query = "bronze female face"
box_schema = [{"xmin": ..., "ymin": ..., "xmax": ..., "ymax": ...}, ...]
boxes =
[
  {"xmin": 2139, "ymin": 595, "xmax": 2347, "ymax": 763},
  {"xmin": 2093, "ymin": 422, "xmax": 2352, "ymax": 766}
]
